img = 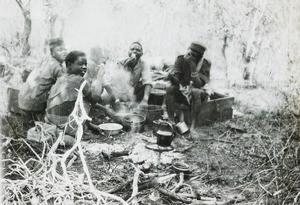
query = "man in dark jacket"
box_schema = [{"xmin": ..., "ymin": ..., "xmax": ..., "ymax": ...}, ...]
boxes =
[{"xmin": 166, "ymin": 42, "xmax": 211, "ymax": 132}]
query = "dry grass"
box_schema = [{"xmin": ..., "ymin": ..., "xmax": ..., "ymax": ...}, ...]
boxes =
[
  {"xmin": 1, "ymin": 83, "xmax": 300, "ymax": 204},
  {"xmin": 2, "ymin": 112, "xmax": 299, "ymax": 204}
]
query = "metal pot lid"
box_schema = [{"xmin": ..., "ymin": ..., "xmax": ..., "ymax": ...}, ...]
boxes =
[{"xmin": 172, "ymin": 162, "xmax": 190, "ymax": 172}]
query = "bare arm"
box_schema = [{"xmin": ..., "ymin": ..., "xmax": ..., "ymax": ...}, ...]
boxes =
[
  {"xmin": 104, "ymin": 84, "xmax": 117, "ymax": 102},
  {"xmin": 142, "ymin": 84, "xmax": 152, "ymax": 103},
  {"xmin": 84, "ymin": 65, "xmax": 105, "ymax": 103}
]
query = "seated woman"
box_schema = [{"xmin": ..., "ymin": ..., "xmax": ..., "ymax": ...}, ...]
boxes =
[{"xmin": 45, "ymin": 50, "xmax": 104, "ymax": 137}]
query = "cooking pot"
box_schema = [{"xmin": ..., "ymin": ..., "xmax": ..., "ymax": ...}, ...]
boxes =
[
  {"xmin": 148, "ymin": 89, "xmax": 166, "ymax": 106},
  {"xmin": 137, "ymin": 105, "xmax": 163, "ymax": 125},
  {"xmin": 123, "ymin": 114, "xmax": 146, "ymax": 133},
  {"xmin": 153, "ymin": 120, "xmax": 175, "ymax": 147}
]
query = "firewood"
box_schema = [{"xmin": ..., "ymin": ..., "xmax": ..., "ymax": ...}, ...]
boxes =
[
  {"xmin": 156, "ymin": 185, "xmax": 192, "ymax": 204},
  {"xmin": 108, "ymin": 178, "xmax": 133, "ymax": 193}
]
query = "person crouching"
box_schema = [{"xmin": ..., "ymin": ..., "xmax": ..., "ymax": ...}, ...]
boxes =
[{"xmin": 45, "ymin": 51, "xmax": 104, "ymax": 138}]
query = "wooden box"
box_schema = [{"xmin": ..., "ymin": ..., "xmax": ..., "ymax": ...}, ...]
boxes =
[
  {"xmin": 196, "ymin": 92, "xmax": 234, "ymax": 126},
  {"xmin": 173, "ymin": 92, "xmax": 234, "ymax": 127}
]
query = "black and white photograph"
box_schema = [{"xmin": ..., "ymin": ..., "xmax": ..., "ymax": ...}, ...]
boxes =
[{"xmin": 1, "ymin": 0, "xmax": 300, "ymax": 204}]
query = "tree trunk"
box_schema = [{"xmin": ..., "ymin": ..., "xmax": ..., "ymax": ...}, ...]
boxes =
[
  {"xmin": 243, "ymin": 1, "xmax": 268, "ymax": 84},
  {"xmin": 15, "ymin": 0, "xmax": 32, "ymax": 56},
  {"xmin": 222, "ymin": 36, "xmax": 229, "ymax": 84}
]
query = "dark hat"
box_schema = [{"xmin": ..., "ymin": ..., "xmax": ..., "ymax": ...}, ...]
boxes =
[
  {"xmin": 49, "ymin": 38, "xmax": 64, "ymax": 49},
  {"xmin": 189, "ymin": 42, "xmax": 206, "ymax": 54}
]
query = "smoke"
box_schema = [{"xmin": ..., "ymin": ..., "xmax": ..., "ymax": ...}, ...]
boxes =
[{"xmin": 105, "ymin": 61, "xmax": 134, "ymax": 103}]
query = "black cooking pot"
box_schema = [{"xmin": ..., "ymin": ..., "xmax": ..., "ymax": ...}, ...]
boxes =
[
  {"xmin": 153, "ymin": 120, "xmax": 175, "ymax": 147},
  {"xmin": 137, "ymin": 105, "xmax": 164, "ymax": 126}
]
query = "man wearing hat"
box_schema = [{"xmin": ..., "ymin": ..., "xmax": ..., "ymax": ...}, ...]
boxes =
[
  {"xmin": 118, "ymin": 42, "xmax": 152, "ymax": 106},
  {"xmin": 165, "ymin": 42, "xmax": 211, "ymax": 133},
  {"xmin": 18, "ymin": 37, "xmax": 67, "ymax": 130}
]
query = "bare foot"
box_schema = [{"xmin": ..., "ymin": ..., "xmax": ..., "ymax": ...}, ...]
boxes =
[{"xmin": 187, "ymin": 128, "xmax": 198, "ymax": 140}]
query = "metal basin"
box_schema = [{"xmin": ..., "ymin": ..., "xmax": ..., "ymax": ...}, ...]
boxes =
[
  {"xmin": 98, "ymin": 123, "xmax": 123, "ymax": 136},
  {"xmin": 123, "ymin": 114, "xmax": 146, "ymax": 133}
]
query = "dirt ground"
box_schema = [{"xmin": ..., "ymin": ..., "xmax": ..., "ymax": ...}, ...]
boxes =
[{"xmin": 1, "ymin": 87, "xmax": 299, "ymax": 205}]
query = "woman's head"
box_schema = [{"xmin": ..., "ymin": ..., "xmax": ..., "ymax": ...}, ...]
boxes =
[{"xmin": 65, "ymin": 51, "xmax": 87, "ymax": 76}]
